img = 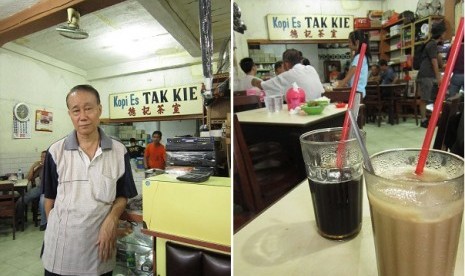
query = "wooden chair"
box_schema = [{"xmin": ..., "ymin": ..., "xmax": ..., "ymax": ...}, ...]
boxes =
[
  {"xmin": 233, "ymin": 95, "xmax": 262, "ymax": 113},
  {"xmin": 0, "ymin": 184, "xmax": 16, "ymax": 240},
  {"xmin": 433, "ymin": 94, "xmax": 463, "ymax": 151},
  {"xmin": 364, "ymin": 84, "xmax": 385, "ymax": 127},
  {"xmin": 233, "ymin": 115, "xmax": 300, "ymax": 232},
  {"xmin": 396, "ymin": 82, "xmax": 421, "ymax": 125}
]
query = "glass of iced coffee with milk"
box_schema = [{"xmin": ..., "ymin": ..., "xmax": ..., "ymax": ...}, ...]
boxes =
[{"xmin": 364, "ymin": 149, "xmax": 464, "ymax": 276}]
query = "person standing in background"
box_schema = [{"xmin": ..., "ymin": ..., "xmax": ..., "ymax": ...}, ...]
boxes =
[
  {"xmin": 417, "ymin": 21, "xmax": 446, "ymax": 128},
  {"xmin": 337, "ymin": 29, "xmax": 371, "ymax": 98},
  {"xmin": 41, "ymin": 84, "xmax": 137, "ymax": 275},
  {"xmin": 144, "ymin": 130, "xmax": 166, "ymax": 170}
]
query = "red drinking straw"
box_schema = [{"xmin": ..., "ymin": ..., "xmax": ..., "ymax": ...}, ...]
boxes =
[
  {"xmin": 336, "ymin": 43, "xmax": 367, "ymax": 169},
  {"xmin": 415, "ymin": 18, "xmax": 464, "ymax": 174}
]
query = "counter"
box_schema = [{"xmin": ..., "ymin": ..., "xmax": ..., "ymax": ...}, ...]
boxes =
[
  {"xmin": 234, "ymin": 180, "xmax": 464, "ymax": 275},
  {"xmin": 142, "ymin": 174, "xmax": 231, "ymax": 276}
]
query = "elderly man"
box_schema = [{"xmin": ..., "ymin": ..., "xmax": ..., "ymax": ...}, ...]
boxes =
[
  {"xmin": 257, "ymin": 49, "xmax": 324, "ymax": 101},
  {"xmin": 41, "ymin": 84, "xmax": 137, "ymax": 275}
]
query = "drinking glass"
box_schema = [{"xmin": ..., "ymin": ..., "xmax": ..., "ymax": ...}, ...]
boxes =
[
  {"xmin": 300, "ymin": 127, "xmax": 365, "ymax": 240},
  {"xmin": 364, "ymin": 149, "xmax": 464, "ymax": 276}
]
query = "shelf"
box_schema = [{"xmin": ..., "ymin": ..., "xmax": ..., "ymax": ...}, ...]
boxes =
[
  {"xmin": 414, "ymin": 40, "xmax": 428, "ymax": 46},
  {"xmin": 388, "ymin": 61, "xmax": 402, "ymax": 66},
  {"xmin": 386, "ymin": 48, "xmax": 401, "ymax": 53},
  {"xmin": 382, "ymin": 19, "xmax": 404, "ymax": 29},
  {"xmin": 355, "ymin": 27, "xmax": 382, "ymax": 31},
  {"xmin": 384, "ymin": 34, "xmax": 401, "ymax": 40}
]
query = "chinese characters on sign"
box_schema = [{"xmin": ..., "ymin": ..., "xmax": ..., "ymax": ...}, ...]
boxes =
[
  {"xmin": 267, "ymin": 15, "xmax": 354, "ymax": 40},
  {"xmin": 109, "ymin": 84, "xmax": 203, "ymax": 119}
]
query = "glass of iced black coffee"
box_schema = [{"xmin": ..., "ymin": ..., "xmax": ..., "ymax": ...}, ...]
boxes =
[{"xmin": 299, "ymin": 127, "xmax": 365, "ymax": 240}]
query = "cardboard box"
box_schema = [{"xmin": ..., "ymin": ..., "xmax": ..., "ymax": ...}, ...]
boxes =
[
  {"xmin": 367, "ymin": 10, "xmax": 383, "ymax": 18},
  {"xmin": 370, "ymin": 19, "xmax": 382, "ymax": 28},
  {"xmin": 354, "ymin": 17, "xmax": 370, "ymax": 29}
]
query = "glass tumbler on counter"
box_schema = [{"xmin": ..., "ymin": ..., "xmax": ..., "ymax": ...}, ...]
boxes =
[
  {"xmin": 273, "ymin": 95, "xmax": 283, "ymax": 112},
  {"xmin": 364, "ymin": 149, "xmax": 464, "ymax": 276},
  {"xmin": 300, "ymin": 127, "xmax": 365, "ymax": 240},
  {"xmin": 264, "ymin": 96, "xmax": 276, "ymax": 113}
]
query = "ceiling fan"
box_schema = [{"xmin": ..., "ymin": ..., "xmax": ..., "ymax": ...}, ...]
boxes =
[{"xmin": 56, "ymin": 8, "xmax": 89, "ymax": 39}]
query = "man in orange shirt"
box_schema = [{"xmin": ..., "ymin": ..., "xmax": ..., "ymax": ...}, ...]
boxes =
[{"xmin": 144, "ymin": 130, "xmax": 166, "ymax": 170}]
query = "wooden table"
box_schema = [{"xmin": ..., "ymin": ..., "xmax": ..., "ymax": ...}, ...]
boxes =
[
  {"xmin": 236, "ymin": 104, "xmax": 347, "ymax": 182},
  {"xmin": 234, "ymin": 180, "xmax": 464, "ymax": 275},
  {"xmin": 0, "ymin": 179, "xmax": 28, "ymax": 231}
]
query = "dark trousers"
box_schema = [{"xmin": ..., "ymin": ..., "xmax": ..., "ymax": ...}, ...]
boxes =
[{"xmin": 44, "ymin": 269, "xmax": 112, "ymax": 276}]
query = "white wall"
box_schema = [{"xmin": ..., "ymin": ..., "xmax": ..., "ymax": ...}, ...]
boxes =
[
  {"xmin": 0, "ymin": 46, "xmax": 86, "ymax": 174},
  {"xmin": 0, "ymin": 44, "xmax": 214, "ymax": 175}
]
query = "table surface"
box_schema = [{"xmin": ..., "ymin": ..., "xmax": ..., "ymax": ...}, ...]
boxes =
[
  {"xmin": 234, "ymin": 180, "xmax": 464, "ymax": 276},
  {"xmin": 0, "ymin": 179, "xmax": 28, "ymax": 187},
  {"xmin": 236, "ymin": 104, "xmax": 347, "ymax": 126}
]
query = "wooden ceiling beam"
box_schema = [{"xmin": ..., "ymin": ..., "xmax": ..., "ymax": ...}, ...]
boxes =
[{"xmin": 0, "ymin": 0, "xmax": 125, "ymax": 46}]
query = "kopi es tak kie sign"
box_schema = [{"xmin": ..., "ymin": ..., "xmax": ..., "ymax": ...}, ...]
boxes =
[
  {"xmin": 267, "ymin": 14, "xmax": 354, "ymax": 40},
  {"xmin": 109, "ymin": 84, "xmax": 203, "ymax": 119}
]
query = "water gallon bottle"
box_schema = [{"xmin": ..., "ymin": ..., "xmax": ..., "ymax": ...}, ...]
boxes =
[
  {"xmin": 17, "ymin": 168, "xmax": 23, "ymax": 180},
  {"xmin": 286, "ymin": 82, "xmax": 306, "ymax": 111}
]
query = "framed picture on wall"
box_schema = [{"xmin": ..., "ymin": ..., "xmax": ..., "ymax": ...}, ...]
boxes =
[{"xmin": 35, "ymin": 110, "xmax": 53, "ymax": 132}]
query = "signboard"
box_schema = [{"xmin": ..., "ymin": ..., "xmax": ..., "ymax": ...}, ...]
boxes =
[
  {"xmin": 267, "ymin": 14, "xmax": 354, "ymax": 40},
  {"xmin": 109, "ymin": 84, "xmax": 203, "ymax": 119}
]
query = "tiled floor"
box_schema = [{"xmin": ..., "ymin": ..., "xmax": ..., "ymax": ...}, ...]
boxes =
[
  {"xmin": 363, "ymin": 117, "xmax": 427, "ymax": 155},
  {"xmin": 0, "ymin": 118, "xmax": 429, "ymax": 275},
  {"xmin": 0, "ymin": 214, "xmax": 43, "ymax": 276}
]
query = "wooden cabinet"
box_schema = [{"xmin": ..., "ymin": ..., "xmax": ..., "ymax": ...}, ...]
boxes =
[
  {"xmin": 413, "ymin": 15, "xmax": 444, "ymax": 46},
  {"xmin": 401, "ymin": 23, "xmax": 414, "ymax": 70},
  {"xmin": 401, "ymin": 23, "xmax": 414, "ymax": 55}
]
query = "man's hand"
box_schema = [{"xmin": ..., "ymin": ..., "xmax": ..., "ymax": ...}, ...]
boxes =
[{"xmin": 96, "ymin": 214, "xmax": 118, "ymax": 262}]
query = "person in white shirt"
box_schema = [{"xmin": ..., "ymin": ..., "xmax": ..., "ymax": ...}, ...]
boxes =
[
  {"xmin": 258, "ymin": 49, "xmax": 324, "ymax": 101},
  {"xmin": 238, "ymin": 57, "xmax": 262, "ymax": 91}
]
